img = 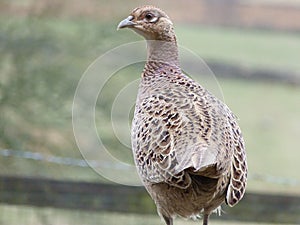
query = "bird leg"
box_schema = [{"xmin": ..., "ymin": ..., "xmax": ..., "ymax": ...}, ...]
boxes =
[
  {"xmin": 163, "ymin": 215, "xmax": 173, "ymax": 225},
  {"xmin": 203, "ymin": 214, "xmax": 209, "ymax": 225}
]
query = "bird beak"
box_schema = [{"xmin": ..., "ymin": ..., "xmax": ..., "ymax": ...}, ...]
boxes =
[{"xmin": 117, "ymin": 16, "xmax": 136, "ymax": 30}]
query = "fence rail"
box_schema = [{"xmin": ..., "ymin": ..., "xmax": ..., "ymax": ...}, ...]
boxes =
[{"xmin": 0, "ymin": 176, "xmax": 299, "ymax": 224}]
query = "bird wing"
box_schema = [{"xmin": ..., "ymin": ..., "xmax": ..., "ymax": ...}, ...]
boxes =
[
  {"xmin": 225, "ymin": 118, "xmax": 248, "ymax": 206},
  {"xmin": 132, "ymin": 76, "xmax": 237, "ymax": 188}
]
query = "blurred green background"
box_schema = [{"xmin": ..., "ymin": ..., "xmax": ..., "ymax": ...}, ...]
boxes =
[{"xmin": 0, "ymin": 0, "xmax": 300, "ymax": 224}]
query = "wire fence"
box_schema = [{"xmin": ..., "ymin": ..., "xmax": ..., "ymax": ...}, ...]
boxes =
[
  {"xmin": 0, "ymin": 148, "xmax": 130, "ymax": 170},
  {"xmin": 1, "ymin": 148, "xmax": 299, "ymax": 187}
]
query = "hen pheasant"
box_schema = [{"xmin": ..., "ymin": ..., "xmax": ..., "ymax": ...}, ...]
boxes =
[{"xmin": 118, "ymin": 6, "xmax": 247, "ymax": 225}]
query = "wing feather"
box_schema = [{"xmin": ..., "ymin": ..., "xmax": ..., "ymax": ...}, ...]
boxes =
[{"xmin": 132, "ymin": 73, "xmax": 246, "ymax": 190}]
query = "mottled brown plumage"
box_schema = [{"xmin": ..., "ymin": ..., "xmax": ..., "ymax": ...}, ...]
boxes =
[{"xmin": 118, "ymin": 6, "xmax": 247, "ymax": 225}]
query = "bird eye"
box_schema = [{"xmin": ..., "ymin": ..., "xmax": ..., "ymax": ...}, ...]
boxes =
[
  {"xmin": 145, "ymin": 13, "xmax": 153, "ymax": 20},
  {"xmin": 144, "ymin": 13, "xmax": 157, "ymax": 23}
]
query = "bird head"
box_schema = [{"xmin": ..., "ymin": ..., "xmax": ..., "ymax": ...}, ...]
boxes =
[{"xmin": 117, "ymin": 6, "xmax": 176, "ymax": 42}]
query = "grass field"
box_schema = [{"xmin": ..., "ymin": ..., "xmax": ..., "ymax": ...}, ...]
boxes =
[
  {"xmin": 176, "ymin": 25, "xmax": 300, "ymax": 73},
  {"xmin": 0, "ymin": 204, "xmax": 293, "ymax": 225},
  {"xmin": 0, "ymin": 15, "xmax": 299, "ymax": 195}
]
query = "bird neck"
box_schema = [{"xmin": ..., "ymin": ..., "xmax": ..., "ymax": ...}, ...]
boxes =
[{"xmin": 144, "ymin": 39, "xmax": 180, "ymax": 75}]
